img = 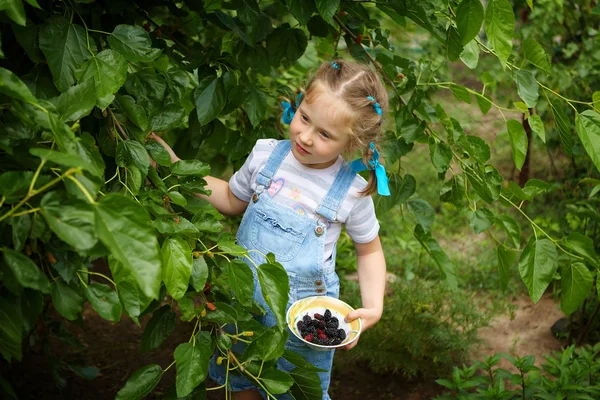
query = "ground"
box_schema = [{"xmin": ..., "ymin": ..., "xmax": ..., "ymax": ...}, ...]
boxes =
[{"xmin": 3, "ymin": 292, "xmax": 565, "ymax": 400}]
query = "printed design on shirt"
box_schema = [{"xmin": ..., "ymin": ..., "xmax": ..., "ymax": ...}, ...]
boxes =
[
  {"xmin": 289, "ymin": 186, "xmax": 302, "ymax": 200},
  {"xmin": 292, "ymin": 203, "xmax": 308, "ymax": 216},
  {"xmin": 267, "ymin": 177, "xmax": 286, "ymax": 198}
]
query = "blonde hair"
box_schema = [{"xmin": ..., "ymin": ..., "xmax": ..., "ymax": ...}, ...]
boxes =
[{"xmin": 277, "ymin": 59, "xmax": 388, "ymax": 196}]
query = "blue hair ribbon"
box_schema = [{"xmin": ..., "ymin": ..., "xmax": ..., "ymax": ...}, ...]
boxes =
[
  {"xmin": 281, "ymin": 92, "xmax": 303, "ymax": 125},
  {"xmin": 349, "ymin": 142, "xmax": 390, "ymax": 196},
  {"xmin": 367, "ymin": 95, "xmax": 383, "ymax": 116},
  {"xmin": 330, "ymin": 61, "xmax": 339, "ymax": 69}
]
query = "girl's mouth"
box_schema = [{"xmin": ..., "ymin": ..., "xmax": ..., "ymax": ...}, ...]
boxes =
[{"xmin": 296, "ymin": 143, "xmax": 310, "ymax": 155}]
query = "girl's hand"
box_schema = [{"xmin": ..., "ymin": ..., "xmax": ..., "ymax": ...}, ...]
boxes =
[
  {"xmin": 341, "ymin": 307, "xmax": 382, "ymax": 350},
  {"xmin": 148, "ymin": 132, "xmax": 181, "ymax": 164}
]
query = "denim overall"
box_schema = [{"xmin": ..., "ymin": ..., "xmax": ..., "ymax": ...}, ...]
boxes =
[{"xmin": 209, "ymin": 140, "xmax": 356, "ymax": 400}]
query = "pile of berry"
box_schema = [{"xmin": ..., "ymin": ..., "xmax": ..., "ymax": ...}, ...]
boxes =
[{"xmin": 296, "ymin": 309, "xmax": 346, "ymax": 346}]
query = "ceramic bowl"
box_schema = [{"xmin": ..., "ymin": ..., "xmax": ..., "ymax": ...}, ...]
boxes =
[{"xmin": 286, "ymin": 296, "xmax": 362, "ymax": 351}]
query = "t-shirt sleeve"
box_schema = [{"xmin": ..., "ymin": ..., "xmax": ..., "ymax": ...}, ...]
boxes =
[
  {"xmin": 345, "ymin": 195, "xmax": 380, "ymax": 244},
  {"xmin": 228, "ymin": 147, "xmax": 257, "ymax": 202}
]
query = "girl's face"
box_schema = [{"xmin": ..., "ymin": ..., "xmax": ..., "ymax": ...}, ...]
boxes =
[{"xmin": 289, "ymin": 86, "xmax": 353, "ymax": 169}]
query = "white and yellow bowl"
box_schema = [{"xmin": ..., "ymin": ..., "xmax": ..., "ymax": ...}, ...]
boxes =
[{"xmin": 286, "ymin": 296, "xmax": 362, "ymax": 351}]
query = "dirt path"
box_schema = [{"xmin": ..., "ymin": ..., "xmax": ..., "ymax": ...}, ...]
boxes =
[{"xmin": 473, "ymin": 294, "xmax": 565, "ymax": 370}]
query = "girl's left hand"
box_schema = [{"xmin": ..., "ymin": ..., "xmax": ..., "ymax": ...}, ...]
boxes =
[{"xmin": 341, "ymin": 307, "xmax": 382, "ymax": 350}]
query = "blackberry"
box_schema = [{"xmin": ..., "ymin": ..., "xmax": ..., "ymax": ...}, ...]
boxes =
[
  {"xmin": 314, "ymin": 313, "xmax": 323, "ymax": 320},
  {"xmin": 304, "ymin": 334, "xmax": 314, "ymax": 342},
  {"xmin": 317, "ymin": 320, "xmax": 326, "ymax": 330},
  {"xmin": 326, "ymin": 317, "xmax": 339, "ymax": 329},
  {"xmin": 325, "ymin": 328, "xmax": 337, "ymax": 337},
  {"xmin": 305, "ymin": 325, "xmax": 317, "ymax": 335},
  {"xmin": 312, "ymin": 319, "xmax": 320, "ymax": 328},
  {"xmin": 297, "ymin": 321, "xmax": 305, "ymax": 332},
  {"xmin": 324, "ymin": 309, "xmax": 332, "ymax": 320},
  {"xmin": 303, "ymin": 315, "xmax": 312, "ymax": 325},
  {"xmin": 332, "ymin": 338, "xmax": 342, "ymax": 345},
  {"xmin": 337, "ymin": 329, "xmax": 346, "ymax": 341}
]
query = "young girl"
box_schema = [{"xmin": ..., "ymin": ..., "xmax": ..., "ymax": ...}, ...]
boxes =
[{"xmin": 152, "ymin": 59, "xmax": 388, "ymax": 400}]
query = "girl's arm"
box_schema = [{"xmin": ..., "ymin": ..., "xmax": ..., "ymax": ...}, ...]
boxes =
[
  {"xmin": 149, "ymin": 133, "xmax": 248, "ymax": 216},
  {"xmin": 343, "ymin": 235, "xmax": 386, "ymax": 350}
]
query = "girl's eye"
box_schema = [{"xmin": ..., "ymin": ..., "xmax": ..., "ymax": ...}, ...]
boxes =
[
  {"xmin": 301, "ymin": 114, "xmax": 309, "ymax": 122},
  {"xmin": 320, "ymin": 132, "xmax": 329, "ymax": 139}
]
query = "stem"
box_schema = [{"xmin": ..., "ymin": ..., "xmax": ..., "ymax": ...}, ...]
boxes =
[
  {"xmin": 108, "ymin": 108, "xmax": 129, "ymax": 140},
  {"xmin": 0, "ymin": 168, "xmax": 79, "ymax": 223},
  {"xmin": 67, "ymin": 175, "xmax": 96, "ymax": 204},
  {"xmin": 163, "ymin": 359, "xmax": 176, "ymax": 373},
  {"xmin": 78, "ymin": 270, "xmax": 118, "ymax": 289},
  {"xmin": 77, "ymin": 272, "xmax": 89, "ymax": 288},
  {"xmin": 228, "ymin": 351, "xmax": 276, "ymax": 400},
  {"xmin": 10, "ymin": 207, "xmax": 41, "ymax": 218},
  {"xmin": 29, "ymin": 158, "xmax": 48, "ymax": 194}
]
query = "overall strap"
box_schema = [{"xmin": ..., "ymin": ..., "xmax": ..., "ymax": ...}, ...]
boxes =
[
  {"xmin": 256, "ymin": 140, "xmax": 291, "ymax": 187},
  {"xmin": 316, "ymin": 162, "xmax": 356, "ymax": 222}
]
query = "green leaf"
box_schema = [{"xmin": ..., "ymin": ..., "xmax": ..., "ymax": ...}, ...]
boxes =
[
  {"xmin": 484, "ymin": 0, "xmax": 514, "ymax": 68},
  {"xmin": 287, "ymin": 0, "xmax": 316, "ymax": 25},
  {"xmin": 84, "ymin": 282, "xmax": 122, "ymax": 323},
  {"xmin": 115, "ymin": 94, "xmax": 148, "ymax": 131},
  {"xmin": 108, "ymin": 25, "xmax": 161, "ymax": 63},
  {"xmin": 456, "ymin": 0, "xmax": 484, "ymax": 45},
  {"xmin": 171, "ymin": 160, "xmax": 210, "ymax": 177},
  {"xmin": 414, "ymin": 225, "xmax": 457, "ymax": 288},
  {"xmin": 51, "ymin": 79, "xmax": 96, "ymax": 122},
  {"xmin": 497, "ymin": 246, "xmax": 516, "ymax": 292},
  {"xmin": 203, "ymin": 301, "xmax": 238, "ymax": 324},
  {"xmin": 283, "ymin": 350, "xmax": 326, "ymax": 372},
  {"xmin": 514, "ymin": 70, "xmax": 539, "ymax": 108},
  {"xmin": 51, "ymin": 280, "xmax": 84, "ymax": 321},
  {"xmin": 227, "ymin": 259, "xmax": 254, "ymax": 305},
  {"xmin": 117, "ymin": 140, "xmax": 151, "ymax": 174},
  {"xmin": 518, "ymin": 237, "xmax": 558, "ymax": 304},
  {"xmin": 495, "ymin": 215, "xmax": 521, "ymax": 249},
  {"xmin": 141, "ymin": 305, "xmax": 177, "ymax": 352},
  {"xmin": 460, "ymin": 39, "xmax": 480, "ymax": 69},
  {"xmin": 175, "ymin": 331, "xmax": 212, "ymax": 397},
  {"xmin": 257, "ymin": 261, "xmax": 289, "ymax": 328},
  {"xmin": 39, "ymin": 16, "xmax": 95, "ymax": 92},
  {"xmin": 115, "ymin": 364, "xmax": 163, "ymax": 400},
  {"xmin": 429, "ymin": 139, "xmax": 452, "ymax": 173},
  {"xmin": 12, "ymin": 22, "xmax": 43, "ymax": 63},
  {"xmin": 561, "ymin": 262, "xmax": 593, "ymax": 315},
  {"xmin": 190, "ymin": 257, "xmax": 208, "ymax": 292},
  {"xmin": 407, "ymin": 199, "xmax": 435, "ymax": 232},
  {"xmin": 315, "ymin": 0, "xmax": 339, "ymax": 23},
  {"xmin": 575, "ymin": 110, "xmax": 600, "ymax": 173},
  {"xmin": 161, "ymin": 237, "xmax": 192, "ymax": 300},
  {"xmin": 461, "ymin": 135, "xmax": 490, "ymax": 164},
  {"xmin": 194, "ymin": 76, "xmax": 226, "ymax": 126},
  {"xmin": 440, "ymin": 175, "xmax": 466, "ymax": 210},
  {"xmin": 110, "ymin": 258, "xmax": 153, "ymax": 323},
  {"xmin": 375, "ymin": 173, "xmax": 416, "ymax": 215},
  {"xmin": 450, "ymin": 85, "xmax": 471, "ymax": 104},
  {"xmin": 30, "ymin": 147, "xmax": 97, "ymax": 178},
  {"xmin": 75, "ymin": 50, "xmax": 128, "ymax": 110},
  {"xmin": 550, "ymin": 100, "xmax": 572, "ymax": 155},
  {"xmin": 0, "ymin": 296, "xmax": 24, "ymax": 362},
  {"xmin": 260, "ymin": 368, "xmax": 294, "ymax": 395},
  {"xmin": 523, "ymin": 179, "xmax": 548, "ymax": 199},
  {"xmin": 475, "ymin": 93, "xmax": 492, "ymax": 114},
  {"xmin": 446, "ymin": 27, "xmax": 463, "ymax": 62},
  {"xmin": 563, "ymin": 232, "xmax": 599, "ymax": 268},
  {"xmin": 145, "ymin": 141, "xmax": 171, "ymax": 167},
  {"xmin": 528, "ymin": 114, "xmax": 545, "ymax": 143},
  {"xmin": 0, "ymin": 0, "xmax": 26, "ymax": 26},
  {"xmin": 267, "ymin": 25, "xmax": 308, "ymax": 65},
  {"xmin": 40, "ymin": 191, "xmax": 97, "ymax": 251},
  {"xmin": 3, "ymin": 248, "xmax": 50, "ymax": 293},
  {"xmin": 167, "ymin": 191, "xmax": 187, "ymax": 207},
  {"xmin": 506, "ymin": 119, "xmax": 528, "ymax": 171},
  {"xmin": 149, "ymin": 104, "xmax": 186, "ymax": 132},
  {"xmin": 124, "ymin": 71, "xmax": 167, "ymax": 113},
  {"xmin": 243, "ymin": 327, "xmax": 287, "ymax": 362},
  {"xmin": 242, "ymin": 86, "xmax": 267, "ymax": 128},
  {"xmin": 9, "ymin": 214, "xmax": 30, "ymax": 253},
  {"xmin": 593, "ymin": 92, "xmax": 600, "ymax": 113},
  {"xmin": 95, "ymin": 194, "xmax": 162, "ymax": 299},
  {"xmin": 522, "ymin": 38, "xmax": 550, "ymax": 74},
  {"xmin": 0, "ymin": 67, "xmax": 37, "ymax": 103},
  {"xmin": 468, "ymin": 208, "xmax": 495, "ymax": 234}
]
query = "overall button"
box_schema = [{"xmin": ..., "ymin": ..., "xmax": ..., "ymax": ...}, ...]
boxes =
[
  {"xmin": 316, "ymin": 288, "xmax": 324, "ymax": 294},
  {"xmin": 252, "ymin": 193, "xmax": 259, "ymax": 203},
  {"xmin": 315, "ymin": 280, "xmax": 322, "ymax": 286},
  {"xmin": 314, "ymin": 226, "xmax": 324, "ymax": 236}
]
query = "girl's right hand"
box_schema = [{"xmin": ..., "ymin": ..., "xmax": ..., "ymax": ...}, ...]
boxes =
[{"xmin": 149, "ymin": 132, "xmax": 181, "ymax": 164}]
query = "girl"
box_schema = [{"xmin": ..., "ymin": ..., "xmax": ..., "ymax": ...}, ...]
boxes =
[{"xmin": 152, "ymin": 59, "xmax": 388, "ymax": 400}]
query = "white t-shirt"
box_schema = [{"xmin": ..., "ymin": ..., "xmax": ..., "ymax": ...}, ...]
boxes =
[{"xmin": 229, "ymin": 139, "xmax": 380, "ymax": 262}]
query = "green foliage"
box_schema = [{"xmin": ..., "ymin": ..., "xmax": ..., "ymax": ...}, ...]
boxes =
[
  {"xmin": 0, "ymin": 0, "xmax": 599, "ymax": 397},
  {"xmin": 337, "ymin": 278, "xmax": 492, "ymax": 379},
  {"xmin": 435, "ymin": 344, "xmax": 600, "ymax": 399}
]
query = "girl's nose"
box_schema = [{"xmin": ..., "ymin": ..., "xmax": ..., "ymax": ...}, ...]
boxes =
[{"xmin": 298, "ymin": 129, "xmax": 313, "ymax": 146}]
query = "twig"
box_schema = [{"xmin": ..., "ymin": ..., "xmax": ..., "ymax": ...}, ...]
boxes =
[{"xmin": 108, "ymin": 108, "xmax": 129, "ymax": 140}]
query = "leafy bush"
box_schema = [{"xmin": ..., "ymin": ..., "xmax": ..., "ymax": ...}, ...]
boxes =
[
  {"xmin": 435, "ymin": 344, "xmax": 600, "ymax": 399},
  {"xmin": 338, "ymin": 278, "xmax": 492, "ymax": 379}
]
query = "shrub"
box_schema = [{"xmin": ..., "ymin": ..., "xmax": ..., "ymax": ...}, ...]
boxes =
[{"xmin": 338, "ymin": 278, "xmax": 493, "ymax": 379}]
